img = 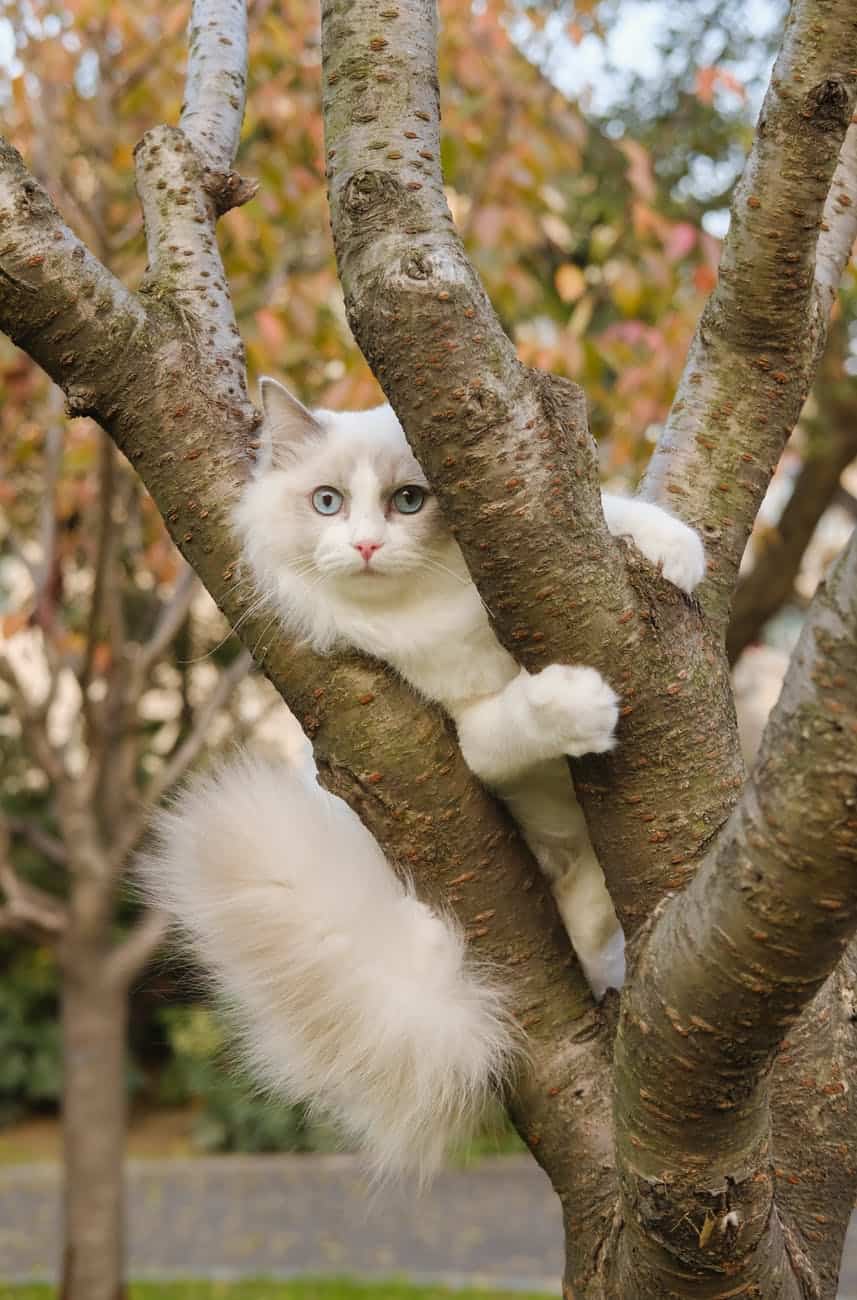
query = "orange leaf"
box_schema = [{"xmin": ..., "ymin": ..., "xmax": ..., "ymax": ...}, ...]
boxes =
[
  {"xmin": 694, "ymin": 264, "xmax": 718, "ymax": 294},
  {"xmin": 1, "ymin": 610, "xmax": 30, "ymax": 639},
  {"xmin": 555, "ymin": 263, "xmax": 586, "ymax": 303}
]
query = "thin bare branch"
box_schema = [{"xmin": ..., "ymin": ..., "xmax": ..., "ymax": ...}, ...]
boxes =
[
  {"xmin": 133, "ymin": 562, "xmax": 197, "ymax": 681},
  {"xmin": 7, "ymin": 814, "xmax": 67, "ymax": 866},
  {"xmin": 80, "ymin": 432, "xmax": 119, "ymax": 732},
  {"xmin": 110, "ymin": 648, "xmax": 254, "ymax": 872},
  {"xmin": 32, "ymin": 407, "xmax": 64, "ymax": 634},
  {"xmin": 0, "ymin": 654, "xmax": 66, "ymax": 786},
  {"xmin": 0, "ymin": 819, "xmax": 67, "ymax": 942},
  {"xmin": 106, "ymin": 908, "xmax": 170, "ymax": 989}
]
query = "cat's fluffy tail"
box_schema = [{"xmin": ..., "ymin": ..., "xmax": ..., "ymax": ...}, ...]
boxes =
[{"xmin": 137, "ymin": 737, "xmax": 517, "ymax": 1181}]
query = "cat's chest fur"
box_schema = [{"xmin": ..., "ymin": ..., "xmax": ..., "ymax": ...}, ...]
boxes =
[{"xmin": 324, "ymin": 582, "xmax": 518, "ymax": 713}]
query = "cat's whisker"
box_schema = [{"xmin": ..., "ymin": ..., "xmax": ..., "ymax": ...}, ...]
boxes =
[
  {"xmin": 415, "ymin": 557, "xmax": 495, "ymax": 617},
  {"xmin": 178, "ymin": 592, "xmax": 271, "ymax": 665},
  {"xmin": 418, "ymin": 557, "xmax": 469, "ymax": 586},
  {"xmin": 251, "ymin": 612, "xmax": 282, "ymax": 658}
]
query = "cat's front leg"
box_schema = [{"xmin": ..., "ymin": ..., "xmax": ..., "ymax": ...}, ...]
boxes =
[
  {"xmin": 456, "ymin": 665, "xmax": 619, "ymax": 784},
  {"xmin": 601, "ymin": 493, "xmax": 705, "ymax": 594}
]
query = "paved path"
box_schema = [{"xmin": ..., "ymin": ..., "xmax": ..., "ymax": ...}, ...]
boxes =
[
  {"xmin": 0, "ymin": 1156, "xmax": 561, "ymax": 1292},
  {"xmin": 2, "ymin": 1155, "xmax": 857, "ymax": 1296}
]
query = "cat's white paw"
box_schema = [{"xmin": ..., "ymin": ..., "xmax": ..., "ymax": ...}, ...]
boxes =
[
  {"xmin": 580, "ymin": 928, "xmax": 626, "ymax": 1001},
  {"xmin": 627, "ymin": 515, "xmax": 706, "ymax": 594},
  {"xmin": 525, "ymin": 664, "xmax": 619, "ymax": 757}
]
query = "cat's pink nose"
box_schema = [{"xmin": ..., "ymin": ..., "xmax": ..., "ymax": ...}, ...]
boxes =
[{"xmin": 354, "ymin": 540, "xmax": 383, "ymax": 564}]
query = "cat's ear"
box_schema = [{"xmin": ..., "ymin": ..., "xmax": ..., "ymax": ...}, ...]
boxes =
[{"xmin": 257, "ymin": 377, "xmax": 323, "ymax": 471}]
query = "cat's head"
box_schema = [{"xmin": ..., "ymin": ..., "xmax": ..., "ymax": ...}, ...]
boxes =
[{"xmin": 235, "ymin": 378, "xmax": 463, "ymax": 612}]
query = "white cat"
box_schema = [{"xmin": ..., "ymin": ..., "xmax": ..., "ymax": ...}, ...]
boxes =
[
  {"xmin": 236, "ymin": 379, "xmax": 704, "ymax": 993},
  {"xmin": 141, "ymin": 377, "xmax": 704, "ymax": 1179}
]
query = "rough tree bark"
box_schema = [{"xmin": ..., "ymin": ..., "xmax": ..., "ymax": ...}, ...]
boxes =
[{"xmin": 1, "ymin": 0, "xmax": 857, "ymax": 1295}]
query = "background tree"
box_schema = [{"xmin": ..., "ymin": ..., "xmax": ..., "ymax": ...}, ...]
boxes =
[
  {"xmin": 1, "ymin": 1, "xmax": 857, "ymax": 1299},
  {"xmin": 0, "ymin": 425, "xmax": 254, "ymax": 1299}
]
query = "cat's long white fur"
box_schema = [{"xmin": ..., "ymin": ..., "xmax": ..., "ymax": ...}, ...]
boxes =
[
  {"xmin": 233, "ymin": 381, "xmax": 704, "ymax": 996},
  {"xmin": 143, "ymin": 377, "xmax": 704, "ymax": 1179},
  {"xmin": 139, "ymin": 734, "xmax": 516, "ymax": 1182}
]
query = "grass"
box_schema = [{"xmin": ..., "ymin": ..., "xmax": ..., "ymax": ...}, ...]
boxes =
[{"xmin": 0, "ymin": 1283, "xmax": 553, "ymax": 1300}]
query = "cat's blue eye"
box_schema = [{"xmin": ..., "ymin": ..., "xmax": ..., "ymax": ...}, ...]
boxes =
[
  {"xmin": 312, "ymin": 486, "xmax": 344, "ymax": 516},
  {"xmin": 391, "ymin": 485, "xmax": 426, "ymax": 515}
]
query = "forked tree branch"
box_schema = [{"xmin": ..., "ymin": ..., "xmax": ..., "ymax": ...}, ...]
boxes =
[
  {"xmin": 319, "ymin": 0, "xmax": 747, "ymax": 950},
  {"xmin": 613, "ymin": 527, "xmax": 857, "ymax": 1294},
  {"xmin": 0, "ymin": 0, "xmax": 616, "ymax": 1253},
  {"xmin": 319, "ymin": 1, "xmax": 857, "ymax": 1294},
  {"xmin": 0, "ymin": 654, "xmax": 67, "ymax": 786},
  {"xmin": 2, "ymin": 0, "xmax": 857, "ymax": 1294}
]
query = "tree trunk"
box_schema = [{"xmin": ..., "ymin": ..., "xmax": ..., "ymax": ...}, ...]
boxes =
[{"xmin": 60, "ymin": 963, "xmax": 128, "ymax": 1300}]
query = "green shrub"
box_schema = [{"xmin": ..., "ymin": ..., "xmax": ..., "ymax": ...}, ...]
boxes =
[
  {"xmin": 0, "ymin": 947, "xmax": 62, "ymax": 1125},
  {"xmin": 157, "ymin": 1006, "xmax": 328, "ymax": 1153}
]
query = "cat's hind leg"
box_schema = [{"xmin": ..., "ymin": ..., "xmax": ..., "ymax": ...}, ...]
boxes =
[{"xmin": 500, "ymin": 763, "xmax": 625, "ymax": 999}]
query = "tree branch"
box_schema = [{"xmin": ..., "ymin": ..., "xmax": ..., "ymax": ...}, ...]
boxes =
[
  {"xmin": 31, "ymin": 406, "xmax": 64, "ymax": 634},
  {"xmin": 132, "ymin": 562, "xmax": 197, "ymax": 683},
  {"xmin": 7, "ymin": 815, "xmax": 67, "ymax": 866},
  {"xmin": 0, "ymin": 653, "xmax": 67, "ymax": 786},
  {"xmin": 179, "ymin": 0, "xmax": 251, "ymax": 182},
  {"xmin": 815, "ymin": 122, "xmax": 857, "ymax": 306},
  {"xmin": 80, "ymin": 432, "xmax": 119, "ymax": 720},
  {"xmin": 0, "ymin": 138, "xmax": 150, "ymax": 422},
  {"xmin": 0, "ymin": 819, "xmax": 67, "ymax": 943},
  {"xmin": 110, "ymin": 647, "xmax": 254, "ymax": 871},
  {"xmin": 728, "ymin": 321, "xmax": 857, "ymax": 663},
  {"xmin": 106, "ymin": 908, "xmax": 170, "ymax": 989},
  {"xmin": 642, "ymin": 2, "xmax": 857, "ymax": 635},
  {"xmin": 769, "ymin": 951, "xmax": 857, "ymax": 1300},
  {"xmin": 320, "ymin": 0, "xmax": 744, "ymax": 947},
  {"xmin": 613, "ymin": 526, "xmax": 857, "ymax": 1294}
]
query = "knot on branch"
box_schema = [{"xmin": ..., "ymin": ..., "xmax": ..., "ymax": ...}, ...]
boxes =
[
  {"xmin": 802, "ymin": 77, "xmax": 852, "ymax": 132},
  {"xmin": 342, "ymin": 168, "xmax": 414, "ymax": 223},
  {"xmin": 65, "ymin": 384, "xmax": 99, "ymax": 421},
  {"xmin": 401, "ymin": 250, "xmax": 432, "ymax": 280},
  {"xmin": 203, "ymin": 168, "xmax": 259, "ymax": 216}
]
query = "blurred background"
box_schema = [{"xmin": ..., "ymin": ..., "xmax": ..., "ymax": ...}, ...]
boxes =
[{"xmin": 1, "ymin": 0, "xmax": 855, "ymax": 1296}]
